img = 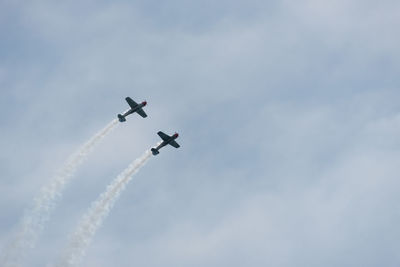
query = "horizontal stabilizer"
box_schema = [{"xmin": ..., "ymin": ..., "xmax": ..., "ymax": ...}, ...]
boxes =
[
  {"xmin": 117, "ymin": 114, "xmax": 126, "ymax": 122},
  {"xmin": 151, "ymin": 148, "xmax": 159, "ymax": 155}
]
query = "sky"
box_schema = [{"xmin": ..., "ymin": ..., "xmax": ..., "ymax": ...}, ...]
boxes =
[{"xmin": 1, "ymin": 0, "xmax": 400, "ymax": 266}]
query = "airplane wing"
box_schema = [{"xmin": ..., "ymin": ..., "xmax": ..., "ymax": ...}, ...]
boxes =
[
  {"xmin": 136, "ymin": 108, "xmax": 147, "ymax": 118},
  {"xmin": 157, "ymin": 131, "xmax": 171, "ymax": 141},
  {"xmin": 125, "ymin": 97, "xmax": 138, "ymax": 109},
  {"xmin": 169, "ymin": 140, "xmax": 180, "ymax": 148}
]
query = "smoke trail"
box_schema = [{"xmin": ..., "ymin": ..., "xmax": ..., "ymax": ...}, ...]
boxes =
[
  {"xmin": 56, "ymin": 147, "xmax": 154, "ymax": 267},
  {"xmin": 1, "ymin": 119, "xmax": 119, "ymax": 267}
]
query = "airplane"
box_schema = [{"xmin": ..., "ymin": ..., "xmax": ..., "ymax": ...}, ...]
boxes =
[
  {"xmin": 151, "ymin": 131, "xmax": 180, "ymax": 155},
  {"xmin": 117, "ymin": 97, "xmax": 147, "ymax": 122}
]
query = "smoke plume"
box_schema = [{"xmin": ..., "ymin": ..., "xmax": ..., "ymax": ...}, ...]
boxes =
[
  {"xmin": 1, "ymin": 119, "xmax": 119, "ymax": 267},
  {"xmin": 56, "ymin": 148, "xmax": 154, "ymax": 267}
]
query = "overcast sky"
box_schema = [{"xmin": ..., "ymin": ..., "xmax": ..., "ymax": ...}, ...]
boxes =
[{"xmin": 1, "ymin": 0, "xmax": 400, "ymax": 266}]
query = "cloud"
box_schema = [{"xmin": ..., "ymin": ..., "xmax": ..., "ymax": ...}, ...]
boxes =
[{"xmin": 0, "ymin": 0, "xmax": 400, "ymax": 266}]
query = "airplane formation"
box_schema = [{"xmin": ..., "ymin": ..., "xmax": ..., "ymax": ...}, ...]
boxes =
[{"xmin": 118, "ymin": 97, "xmax": 180, "ymax": 155}]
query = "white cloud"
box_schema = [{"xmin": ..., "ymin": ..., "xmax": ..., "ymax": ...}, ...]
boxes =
[{"xmin": 1, "ymin": 0, "xmax": 400, "ymax": 266}]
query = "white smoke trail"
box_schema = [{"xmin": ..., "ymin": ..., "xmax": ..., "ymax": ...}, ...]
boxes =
[
  {"xmin": 1, "ymin": 119, "xmax": 119, "ymax": 267},
  {"xmin": 56, "ymin": 147, "xmax": 154, "ymax": 267}
]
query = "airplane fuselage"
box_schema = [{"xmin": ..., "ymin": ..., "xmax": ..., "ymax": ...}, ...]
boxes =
[
  {"xmin": 118, "ymin": 99, "xmax": 147, "ymax": 122},
  {"xmin": 151, "ymin": 133, "xmax": 179, "ymax": 155},
  {"xmin": 121, "ymin": 102, "xmax": 146, "ymax": 117},
  {"xmin": 154, "ymin": 133, "xmax": 178, "ymax": 150}
]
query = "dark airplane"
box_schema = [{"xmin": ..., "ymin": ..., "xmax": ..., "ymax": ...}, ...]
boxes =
[
  {"xmin": 118, "ymin": 97, "xmax": 147, "ymax": 122},
  {"xmin": 151, "ymin": 131, "xmax": 180, "ymax": 155}
]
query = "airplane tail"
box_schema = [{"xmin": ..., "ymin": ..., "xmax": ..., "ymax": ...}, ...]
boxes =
[
  {"xmin": 151, "ymin": 148, "xmax": 159, "ymax": 156},
  {"xmin": 117, "ymin": 114, "xmax": 126, "ymax": 122}
]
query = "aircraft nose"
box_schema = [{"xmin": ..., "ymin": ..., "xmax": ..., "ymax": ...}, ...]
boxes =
[
  {"xmin": 175, "ymin": 133, "xmax": 179, "ymax": 138},
  {"xmin": 142, "ymin": 101, "xmax": 147, "ymax": 106}
]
